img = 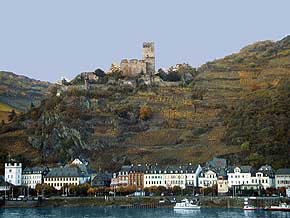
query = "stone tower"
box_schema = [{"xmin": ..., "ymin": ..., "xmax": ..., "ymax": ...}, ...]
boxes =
[{"xmin": 142, "ymin": 42, "xmax": 155, "ymax": 76}]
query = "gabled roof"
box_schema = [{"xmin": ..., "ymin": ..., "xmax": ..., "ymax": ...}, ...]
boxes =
[
  {"xmin": 257, "ymin": 165, "xmax": 275, "ymax": 177},
  {"xmin": 45, "ymin": 167, "xmax": 85, "ymax": 178},
  {"xmin": 276, "ymin": 168, "xmax": 290, "ymax": 175}
]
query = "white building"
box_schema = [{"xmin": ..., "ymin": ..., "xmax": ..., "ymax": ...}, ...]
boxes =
[
  {"xmin": 143, "ymin": 164, "xmax": 202, "ymax": 189},
  {"xmin": 22, "ymin": 167, "xmax": 49, "ymax": 189},
  {"xmin": 254, "ymin": 165, "xmax": 275, "ymax": 189},
  {"xmin": 144, "ymin": 165, "xmax": 165, "ymax": 188},
  {"xmin": 227, "ymin": 166, "xmax": 255, "ymax": 188},
  {"xmin": 198, "ymin": 168, "xmax": 218, "ymax": 188},
  {"xmin": 275, "ymin": 168, "xmax": 290, "ymax": 189},
  {"xmin": 4, "ymin": 163, "xmax": 22, "ymax": 186},
  {"xmin": 44, "ymin": 167, "xmax": 89, "ymax": 190},
  {"xmin": 184, "ymin": 164, "xmax": 202, "ymax": 187}
]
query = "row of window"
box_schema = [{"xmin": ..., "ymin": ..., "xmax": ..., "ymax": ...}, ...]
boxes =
[
  {"xmin": 45, "ymin": 177, "xmax": 78, "ymax": 182},
  {"xmin": 277, "ymin": 180, "xmax": 290, "ymax": 184},
  {"xmin": 46, "ymin": 182, "xmax": 78, "ymax": 187}
]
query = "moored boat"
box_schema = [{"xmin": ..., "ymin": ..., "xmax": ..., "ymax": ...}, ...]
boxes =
[
  {"xmin": 173, "ymin": 198, "xmax": 200, "ymax": 209},
  {"xmin": 243, "ymin": 198, "xmax": 256, "ymax": 210},
  {"xmin": 264, "ymin": 203, "xmax": 290, "ymax": 211},
  {"xmin": 243, "ymin": 205, "xmax": 257, "ymax": 210}
]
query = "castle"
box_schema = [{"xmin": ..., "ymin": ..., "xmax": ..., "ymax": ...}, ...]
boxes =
[{"xmin": 120, "ymin": 42, "xmax": 155, "ymax": 78}]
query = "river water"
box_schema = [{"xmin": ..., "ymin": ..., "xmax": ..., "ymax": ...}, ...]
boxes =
[{"xmin": 0, "ymin": 207, "xmax": 290, "ymax": 218}]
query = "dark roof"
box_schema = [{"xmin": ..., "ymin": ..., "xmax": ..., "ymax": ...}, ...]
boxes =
[
  {"xmin": 23, "ymin": 167, "xmax": 49, "ymax": 174},
  {"xmin": 227, "ymin": 166, "xmax": 255, "ymax": 174},
  {"xmin": 257, "ymin": 165, "xmax": 275, "ymax": 177},
  {"xmin": 45, "ymin": 167, "xmax": 87, "ymax": 178},
  {"xmin": 130, "ymin": 164, "xmax": 148, "ymax": 173},
  {"xmin": 276, "ymin": 168, "xmax": 290, "ymax": 175},
  {"xmin": 0, "ymin": 176, "xmax": 14, "ymax": 187},
  {"xmin": 120, "ymin": 165, "xmax": 132, "ymax": 172}
]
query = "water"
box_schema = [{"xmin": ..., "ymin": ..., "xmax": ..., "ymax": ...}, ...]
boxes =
[{"xmin": 0, "ymin": 207, "xmax": 290, "ymax": 218}]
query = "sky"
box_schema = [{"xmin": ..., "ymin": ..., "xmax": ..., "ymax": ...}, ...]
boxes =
[{"xmin": 0, "ymin": 0, "xmax": 290, "ymax": 82}]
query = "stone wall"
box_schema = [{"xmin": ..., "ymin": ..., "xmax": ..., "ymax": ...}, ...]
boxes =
[{"xmin": 120, "ymin": 59, "xmax": 146, "ymax": 78}]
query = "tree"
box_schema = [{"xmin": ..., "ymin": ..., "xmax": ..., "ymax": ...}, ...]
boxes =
[
  {"xmin": 156, "ymin": 186, "xmax": 167, "ymax": 196},
  {"xmin": 139, "ymin": 105, "xmax": 153, "ymax": 120},
  {"xmin": 172, "ymin": 186, "xmax": 182, "ymax": 196},
  {"xmin": 87, "ymin": 187, "xmax": 96, "ymax": 196}
]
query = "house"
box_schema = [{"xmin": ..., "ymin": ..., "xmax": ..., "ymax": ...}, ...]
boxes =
[
  {"xmin": 254, "ymin": 165, "xmax": 275, "ymax": 189},
  {"xmin": 91, "ymin": 172, "xmax": 112, "ymax": 188},
  {"xmin": 217, "ymin": 169, "xmax": 228, "ymax": 195},
  {"xmin": 143, "ymin": 164, "xmax": 202, "ymax": 189},
  {"xmin": 198, "ymin": 168, "xmax": 218, "ymax": 188},
  {"xmin": 227, "ymin": 166, "xmax": 257, "ymax": 188},
  {"xmin": 22, "ymin": 167, "xmax": 49, "ymax": 189},
  {"xmin": 144, "ymin": 165, "xmax": 164, "ymax": 188},
  {"xmin": 184, "ymin": 164, "xmax": 202, "ymax": 187},
  {"xmin": 128, "ymin": 164, "xmax": 147, "ymax": 190},
  {"xmin": 71, "ymin": 158, "xmax": 89, "ymax": 166},
  {"xmin": 163, "ymin": 166, "xmax": 187, "ymax": 189},
  {"xmin": 44, "ymin": 167, "xmax": 90, "ymax": 190},
  {"xmin": 0, "ymin": 175, "xmax": 13, "ymax": 192},
  {"xmin": 275, "ymin": 168, "xmax": 290, "ymax": 189},
  {"xmin": 4, "ymin": 162, "xmax": 22, "ymax": 186},
  {"xmin": 116, "ymin": 165, "xmax": 132, "ymax": 187}
]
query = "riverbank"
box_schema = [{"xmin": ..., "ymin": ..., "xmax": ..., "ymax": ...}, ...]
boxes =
[{"xmin": 1, "ymin": 196, "xmax": 289, "ymax": 209}]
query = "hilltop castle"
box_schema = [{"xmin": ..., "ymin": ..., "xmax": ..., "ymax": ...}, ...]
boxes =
[{"xmin": 120, "ymin": 42, "xmax": 155, "ymax": 78}]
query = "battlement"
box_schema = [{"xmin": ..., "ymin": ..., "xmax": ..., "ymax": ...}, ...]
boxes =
[{"xmin": 143, "ymin": 42, "xmax": 154, "ymax": 48}]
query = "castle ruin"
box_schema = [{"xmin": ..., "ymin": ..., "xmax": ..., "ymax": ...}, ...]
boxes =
[{"xmin": 120, "ymin": 42, "xmax": 155, "ymax": 78}]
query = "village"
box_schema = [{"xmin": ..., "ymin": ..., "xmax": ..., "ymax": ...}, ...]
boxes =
[{"xmin": 1, "ymin": 157, "xmax": 290, "ymax": 200}]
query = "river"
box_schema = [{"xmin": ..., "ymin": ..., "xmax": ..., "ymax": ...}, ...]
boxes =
[{"xmin": 0, "ymin": 207, "xmax": 290, "ymax": 218}]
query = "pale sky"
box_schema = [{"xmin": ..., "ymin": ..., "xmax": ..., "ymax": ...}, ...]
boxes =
[{"xmin": 0, "ymin": 0, "xmax": 289, "ymax": 82}]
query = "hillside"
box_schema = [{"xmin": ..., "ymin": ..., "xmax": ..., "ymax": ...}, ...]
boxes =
[
  {"xmin": 0, "ymin": 36, "xmax": 289, "ymax": 172},
  {"xmin": 0, "ymin": 71, "xmax": 51, "ymax": 114}
]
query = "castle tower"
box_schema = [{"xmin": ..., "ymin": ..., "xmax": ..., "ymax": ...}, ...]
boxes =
[{"xmin": 142, "ymin": 42, "xmax": 155, "ymax": 76}]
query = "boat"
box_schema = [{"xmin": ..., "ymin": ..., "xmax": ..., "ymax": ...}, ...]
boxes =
[
  {"xmin": 173, "ymin": 198, "xmax": 200, "ymax": 209},
  {"xmin": 243, "ymin": 205, "xmax": 257, "ymax": 210},
  {"xmin": 243, "ymin": 198, "xmax": 256, "ymax": 210},
  {"xmin": 264, "ymin": 203, "xmax": 290, "ymax": 211}
]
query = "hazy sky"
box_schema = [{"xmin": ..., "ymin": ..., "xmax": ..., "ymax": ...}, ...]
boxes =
[{"xmin": 0, "ymin": 0, "xmax": 289, "ymax": 82}]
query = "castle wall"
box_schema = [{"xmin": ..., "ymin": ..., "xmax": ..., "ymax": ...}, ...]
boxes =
[{"xmin": 120, "ymin": 59, "xmax": 146, "ymax": 78}]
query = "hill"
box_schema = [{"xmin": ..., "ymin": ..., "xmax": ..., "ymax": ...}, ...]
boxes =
[
  {"xmin": 0, "ymin": 36, "xmax": 289, "ymax": 172},
  {"xmin": 0, "ymin": 71, "xmax": 51, "ymax": 113}
]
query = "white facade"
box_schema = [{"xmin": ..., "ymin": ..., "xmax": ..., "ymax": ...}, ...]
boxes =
[
  {"xmin": 185, "ymin": 165, "xmax": 202, "ymax": 187},
  {"xmin": 143, "ymin": 164, "xmax": 202, "ymax": 189},
  {"xmin": 22, "ymin": 167, "xmax": 48, "ymax": 189},
  {"xmin": 44, "ymin": 176, "xmax": 80, "ymax": 190},
  {"xmin": 198, "ymin": 169, "xmax": 217, "ymax": 188},
  {"xmin": 144, "ymin": 173, "xmax": 164, "ymax": 188},
  {"xmin": 227, "ymin": 167, "xmax": 253, "ymax": 188},
  {"xmin": 5, "ymin": 163, "xmax": 22, "ymax": 186},
  {"xmin": 217, "ymin": 176, "xmax": 229, "ymax": 194},
  {"xmin": 253, "ymin": 172, "xmax": 274, "ymax": 189},
  {"xmin": 163, "ymin": 172, "xmax": 186, "ymax": 189},
  {"xmin": 275, "ymin": 169, "xmax": 290, "ymax": 189},
  {"xmin": 22, "ymin": 173, "xmax": 42, "ymax": 189}
]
